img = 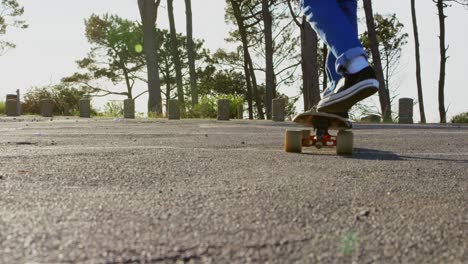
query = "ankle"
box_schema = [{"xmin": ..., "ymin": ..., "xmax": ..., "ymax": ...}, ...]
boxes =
[{"xmin": 345, "ymin": 56, "xmax": 369, "ymax": 74}]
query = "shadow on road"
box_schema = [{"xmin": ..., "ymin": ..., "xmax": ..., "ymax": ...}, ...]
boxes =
[
  {"xmin": 346, "ymin": 148, "xmax": 467, "ymax": 164},
  {"xmin": 346, "ymin": 148, "xmax": 402, "ymax": 161}
]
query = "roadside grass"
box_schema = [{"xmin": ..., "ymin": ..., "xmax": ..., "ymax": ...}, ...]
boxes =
[
  {"xmin": 340, "ymin": 230, "xmax": 359, "ymax": 256},
  {"xmin": 451, "ymin": 112, "xmax": 468, "ymax": 123},
  {"xmin": 0, "ymin": 101, "xmax": 4, "ymax": 115}
]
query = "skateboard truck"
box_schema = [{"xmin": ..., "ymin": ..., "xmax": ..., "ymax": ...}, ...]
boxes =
[
  {"xmin": 313, "ymin": 116, "xmax": 332, "ymax": 149},
  {"xmin": 286, "ymin": 110, "xmax": 354, "ymax": 155}
]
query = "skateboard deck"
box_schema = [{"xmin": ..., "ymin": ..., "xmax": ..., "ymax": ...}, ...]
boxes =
[
  {"xmin": 293, "ymin": 111, "xmax": 352, "ymax": 130},
  {"xmin": 285, "ymin": 110, "xmax": 354, "ymax": 154}
]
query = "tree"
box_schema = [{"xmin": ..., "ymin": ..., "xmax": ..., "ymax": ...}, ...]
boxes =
[
  {"xmin": 198, "ymin": 67, "xmax": 246, "ymax": 97},
  {"xmin": 156, "ymin": 28, "xmax": 209, "ymax": 109},
  {"xmin": 185, "ymin": 0, "xmax": 198, "ymax": 105},
  {"xmin": 22, "ymin": 84, "xmax": 91, "ymax": 116},
  {"xmin": 63, "ymin": 15, "xmax": 145, "ymax": 99},
  {"xmin": 262, "ymin": 0, "xmax": 275, "ymax": 119},
  {"xmin": 361, "ymin": 14, "xmax": 408, "ymax": 93},
  {"xmin": 432, "ymin": 0, "xmax": 468, "ymax": 123},
  {"xmin": 227, "ymin": 0, "xmax": 265, "ymax": 119},
  {"xmin": 226, "ymin": 0, "xmax": 301, "ymax": 119},
  {"xmin": 138, "ymin": 0, "xmax": 163, "ymax": 114},
  {"xmin": 287, "ymin": 0, "xmax": 321, "ymax": 111},
  {"xmin": 363, "ymin": 0, "xmax": 392, "ymax": 122},
  {"xmin": 167, "ymin": 0, "xmax": 185, "ymax": 105},
  {"xmin": 211, "ymin": 48, "xmax": 253, "ymax": 118},
  {"xmin": 411, "ymin": 0, "xmax": 427, "ymax": 123},
  {"xmin": 0, "ymin": 0, "xmax": 28, "ymax": 55}
]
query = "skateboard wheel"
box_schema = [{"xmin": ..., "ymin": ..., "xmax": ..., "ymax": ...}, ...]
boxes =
[
  {"xmin": 336, "ymin": 130, "xmax": 353, "ymax": 155},
  {"xmin": 301, "ymin": 130, "xmax": 311, "ymax": 146},
  {"xmin": 284, "ymin": 130, "xmax": 302, "ymax": 153}
]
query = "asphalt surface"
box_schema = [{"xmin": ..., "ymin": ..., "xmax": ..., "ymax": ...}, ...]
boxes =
[{"xmin": 0, "ymin": 116, "xmax": 467, "ymax": 263}]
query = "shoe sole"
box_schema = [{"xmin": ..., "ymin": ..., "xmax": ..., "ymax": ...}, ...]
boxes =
[{"xmin": 317, "ymin": 80, "xmax": 379, "ymax": 113}]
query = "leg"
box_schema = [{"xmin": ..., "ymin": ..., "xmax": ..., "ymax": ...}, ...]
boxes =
[
  {"xmin": 301, "ymin": 0, "xmax": 365, "ymax": 74},
  {"xmin": 301, "ymin": 0, "xmax": 378, "ymax": 113},
  {"xmin": 326, "ymin": 0, "xmax": 359, "ymax": 85},
  {"xmin": 338, "ymin": 0, "xmax": 358, "ymax": 33},
  {"xmin": 325, "ymin": 50, "xmax": 340, "ymax": 89}
]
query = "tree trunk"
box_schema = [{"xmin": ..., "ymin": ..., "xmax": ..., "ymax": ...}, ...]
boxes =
[
  {"xmin": 185, "ymin": 0, "xmax": 198, "ymax": 105},
  {"xmin": 230, "ymin": 0, "xmax": 265, "ymax": 119},
  {"xmin": 166, "ymin": 82, "xmax": 171, "ymax": 112},
  {"xmin": 411, "ymin": 0, "xmax": 426, "ymax": 123},
  {"xmin": 322, "ymin": 44, "xmax": 328, "ymax": 91},
  {"xmin": 138, "ymin": 0, "xmax": 163, "ymax": 114},
  {"xmin": 363, "ymin": 0, "xmax": 392, "ymax": 122},
  {"xmin": 244, "ymin": 59, "xmax": 254, "ymax": 119},
  {"xmin": 122, "ymin": 63, "xmax": 133, "ymax": 99},
  {"xmin": 247, "ymin": 52, "xmax": 265, "ymax": 119},
  {"xmin": 262, "ymin": 0, "xmax": 275, "ymax": 119},
  {"xmin": 301, "ymin": 16, "xmax": 320, "ymax": 111},
  {"xmin": 436, "ymin": 0, "xmax": 447, "ymax": 123},
  {"xmin": 167, "ymin": 0, "xmax": 185, "ymax": 106}
]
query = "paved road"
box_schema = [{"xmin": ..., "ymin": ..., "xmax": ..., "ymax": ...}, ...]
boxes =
[{"xmin": 0, "ymin": 117, "xmax": 467, "ymax": 263}]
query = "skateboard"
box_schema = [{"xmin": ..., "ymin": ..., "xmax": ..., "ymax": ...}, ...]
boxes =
[{"xmin": 285, "ymin": 111, "xmax": 354, "ymax": 155}]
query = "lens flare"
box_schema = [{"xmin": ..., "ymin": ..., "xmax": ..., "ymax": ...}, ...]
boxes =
[{"xmin": 135, "ymin": 44, "xmax": 143, "ymax": 53}]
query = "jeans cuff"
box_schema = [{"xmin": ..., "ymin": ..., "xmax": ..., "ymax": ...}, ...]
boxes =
[{"xmin": 335, "ymin": 47, "xmax": 367, "ymax": 74}]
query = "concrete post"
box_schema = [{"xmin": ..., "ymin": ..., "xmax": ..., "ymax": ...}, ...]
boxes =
[
  {"xmin": 168, "ymin": 99, "xmax": 180, "ymax": 120},
  {"xmin": 6, "ymin": 99, "xmax": 18, "ymax": 116},
  {"xmin": 40, "ymin": 98, "xmax": 54, "ymax": 117},
  {"xmin": 272, "ymin": 98, "xmax": 286, "ymax": 122},
  {"xmin": 16, "ymin": 89, "xmax": 21, "ymax": 115},
  {"xmin": 79, "ymin": 98, "xmax": 91, "ymax": 118},
  {"xmin": 124, "ymin": 99, "xmax": 135, "ymax": 119},
  {"xmin": 237, "ymin": 104, "xmax": 243, "ymax": 120},
  {"xmin": 399, "ymin": 98, "xmax": 414, "ymax": 124},
  {"xmin": 6, "ymin": 94, "xmax": 17, "ymax": 101},
  {"xmin": 5, "ymin": 94, "xmax": 18, "ymax": 116},
  {"xmin": 217, "ymin": 99, "xmax": 230, "ymax": 121}
]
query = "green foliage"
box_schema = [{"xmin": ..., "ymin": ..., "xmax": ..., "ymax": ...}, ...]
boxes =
[
  {"xmin": 147, "ymin": 111, "xmax": 164, "ymax": 119},
  {"xmin": 451, "ymin": 112, "xmax": 468, "ymax": 123},
  {"xmin": 22, "ymin": 87, "xmax": 52, "ymax": 115},
  {"xmin": 187, "ymin": 96, "xmax": 217, "ymax": 118},
  {"xmin": 224, "ymin": 0, "xmax": 301, "ymax": 96},
  {"xmin": 360, "ymin": 13, "xmax": 408, "ymax": 89},
  {"xmin": 0, "ymin": 101, "xmax": 5, "ymax": 114},
  {"xmin": 22, "ymin": 84, "xmax": 91, "ymax": 116},
  {"xmin": 276, "ymin": 93, "xmax": 298, "ymax": 120},
  {"xmin": 64, "ymin": 14, "xmax": 212, "ymax": 106},
  {"xmin": 157, "ymin": 28, "xmax": 210, "ymax": 101},
  {"xmin": 340, "ymin": 230, "xmax": 359, "ymax": 256},
  {"xmin": 62, "ymin": 14, "xmax": 145, "ymax": 99},
  {"xmin": 100, "ymin": 101, "xmax": 124, "ymax": 117},
  {"xmin": 197, "ymin": 65, "xmax": 246, "ymax": 96},
  {"xmin": 187, "ymin": 94, "xmax": 244, "ymax": 119},
  {"xmin": 0, "ymin": 0, "xmax": 28, "ymax": 55}
]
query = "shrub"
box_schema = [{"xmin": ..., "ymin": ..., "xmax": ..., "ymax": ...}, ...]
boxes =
[
  {"xmin": 451, "ymin": 112, "xmax": 468, "ymax": 124},
  {"xmin": 278, "ymin": 94, "xmax": 297, "ymax": 121},
  {"xmin": 22, "ymin": 84, "xmax": 91, "ymax": 115},
  {"xmin": 22, "ymin": 87, "xmax": 52, "ymax": 115},
  {"xmin": 100, "ymin": 101, "xmax": 124, "ymax": 117},
  {"xmin": 0, "ymin": 101, "xmax": 5, "ymax": 115},
  {"xmin": 187, "ymin": 94, "xmax": 244, "ymax": 119}
]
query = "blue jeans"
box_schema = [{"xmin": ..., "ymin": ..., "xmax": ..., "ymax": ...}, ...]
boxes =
[{"xmin": 301, "ymin": 0, "xmax": 367, "ymax": 90}]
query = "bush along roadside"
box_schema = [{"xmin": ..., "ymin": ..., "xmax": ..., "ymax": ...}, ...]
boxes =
[
  {"xmin": 22, "ymin": 84, "xmax": 94, "ymax": 116},
  {"xmin": 0, "ymin": 101, "xmax": 5, "ymax": 115},
  {"xmin": 451, "ymin": 112, "xmax": 468, "ymax": 124}
]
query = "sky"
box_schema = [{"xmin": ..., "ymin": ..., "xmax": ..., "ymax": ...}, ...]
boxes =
[{"xmin": 0, "ymin": 0, "xmax": 466, "ymax": 122}]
